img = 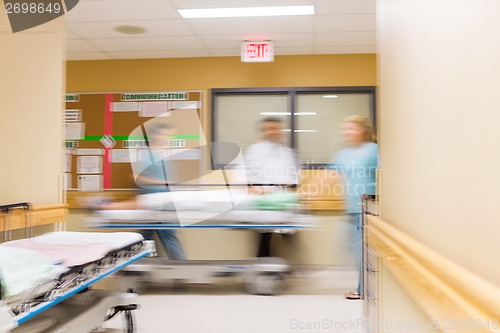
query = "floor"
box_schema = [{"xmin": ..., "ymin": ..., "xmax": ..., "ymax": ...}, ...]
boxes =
[{"xmin": 101, "ymin": 266, "xmax": 368, "ymax": 333}]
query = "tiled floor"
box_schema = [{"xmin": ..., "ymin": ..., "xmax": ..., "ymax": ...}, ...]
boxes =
[{"xmin": 101, "ymin": 266, "xmax": 368, "ymax": 333}]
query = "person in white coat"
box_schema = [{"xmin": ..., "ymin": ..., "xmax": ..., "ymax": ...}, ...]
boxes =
[{"xmin": 242, "ymin": 117, "xmax": 300, "ymax": 257}]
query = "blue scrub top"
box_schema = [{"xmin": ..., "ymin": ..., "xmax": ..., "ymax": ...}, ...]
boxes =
[{"xmin": 328, "ymin": 142, "xmax": 378, "ymax": 213}]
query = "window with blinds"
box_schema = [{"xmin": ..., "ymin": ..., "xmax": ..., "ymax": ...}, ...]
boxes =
[
  {"xmin": 213, "ymin": 93, "xmax": 289, "ymax": 166},
  {"xmin": 211, "ymin": 88, "xmax": 375, "ymax": 168},
  {"xmin": 296, "ymin": 93, "xmax": 372, "ymax": 165}
]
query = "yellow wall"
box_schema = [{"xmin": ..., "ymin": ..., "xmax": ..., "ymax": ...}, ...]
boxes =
[{"xmin": 66, "ymin": 54, "xmax": 376, "ymax": 92}]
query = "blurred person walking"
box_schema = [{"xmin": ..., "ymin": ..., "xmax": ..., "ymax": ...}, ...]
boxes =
[{"xmin": 328, "ymin": 115, "xmax": 378, "ymax": 299}]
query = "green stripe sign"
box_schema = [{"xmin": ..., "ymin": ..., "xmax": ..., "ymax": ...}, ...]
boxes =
[{"xmin": 78, "ymin": 135, "xmax": 200, "ymax": 141}]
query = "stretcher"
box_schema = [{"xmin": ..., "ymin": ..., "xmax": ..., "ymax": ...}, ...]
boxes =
[
  {"xmin": 88, "ymin": 208, "xmax": 314, "ymax": 229},
  {"xmin": 0, "ymin": 203, "xmax": 155, "ymax": 333},
  {"xmin": 87, "ymin": 190, "xmax": 317, "ymax": 295}
]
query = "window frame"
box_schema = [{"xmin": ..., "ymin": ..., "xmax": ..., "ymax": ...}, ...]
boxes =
[{"xmin": 211, "ymin": 86, "xmax": 376, "ymax": 169}]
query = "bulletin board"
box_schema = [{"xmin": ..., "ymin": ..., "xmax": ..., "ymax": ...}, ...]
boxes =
[{"xmin": 63, "ymin": 91, "xmax": 204, "ymax": 191}]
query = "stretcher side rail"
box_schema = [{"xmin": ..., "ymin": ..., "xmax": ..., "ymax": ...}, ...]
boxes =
[
  {"xmin": 0, "ymin": 240, "xmax": 155, "ymax": 333},
  {"xmin": 6, "ymin": 240, "xmax": 152, "ymax": 316},
  {"xmin": 87, "ymin": 207, "xmax": 318, "ymax": 230}
]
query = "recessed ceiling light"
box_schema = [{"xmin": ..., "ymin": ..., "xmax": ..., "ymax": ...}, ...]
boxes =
[
  {"xmin": 113, "ymin": 25, "xmax": 147, "ymax": 35},
  {"xmin": 178, "ymin": 5, "xmax": 314, "ymax": 19},
  {"xmin": 259, "ymin": 112, "xmax": 291, "ymax": 115},
  {"xmin": 323, "ymin": 95, "xmax": 338, "ymax": 99},
  {"xmin": 294, "ymin": 112, "xmax": 317, "ymax": 115},
  {"xmin": 294, "ymin": 129, "xmax": 318, "ymax": 133}
]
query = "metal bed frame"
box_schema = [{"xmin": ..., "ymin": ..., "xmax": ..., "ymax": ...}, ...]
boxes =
[
  {"xmin": 0, "ymin": 202, "xmax": 155, "ymax": 333},
  {"xmin": 88, "ymin": 205, "xmax": 316, "ymax": 296}
]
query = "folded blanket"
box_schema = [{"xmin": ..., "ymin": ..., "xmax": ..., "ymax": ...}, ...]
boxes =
[
  {"xmin": 30, "ymin": 231, "xmax": 144, "ymax": 248},
  {"xmin": 2, "ymin": 232, "xmax": 144, "ymax": 267},
  {"xmin": 0, "ymin": 246, "xmax": 54, "ymax": 298},
  {"xmin": 252, "ymin": 192, "xmax": 299, "ymax": 210},
  {"xmin": 135, "ymin": 190, "xmax": 299, "ymax": 211},
  {"xmin": 2, "ymin": 240, "xmax": 117, "ymax": 267}
]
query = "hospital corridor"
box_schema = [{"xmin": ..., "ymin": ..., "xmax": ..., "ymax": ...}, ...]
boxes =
[
  {"xmin": 101, "ymin": 269, "xmax": 365, "ymax": 333},
  {"xmin": 1, "ymin": 0, "xmax": 500, "ymax": 332}
]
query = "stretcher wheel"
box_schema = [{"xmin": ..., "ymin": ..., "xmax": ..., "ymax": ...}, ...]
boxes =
[
  {"xmin": 119, "ymin": 272, "xmax": 149, "ymax": 294},
  {"xmin": 244, "ymin": 272, "xmax": 285, "ymax": 296},
  {"xmin": 123, "ymin": 310, "xmax": 134, "ymax": 333},
  {"xmin": 128, "ymin": 279, "xmax": 148, "ymax": 295}
]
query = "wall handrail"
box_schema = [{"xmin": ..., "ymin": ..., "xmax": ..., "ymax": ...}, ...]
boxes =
[
  {"xmin": 0, "ymin": 204, "xmax": 68, "ymax": 234},
  {"xmin": 366, "ymin": 215, "xmax": 500, "ymax": 332}
]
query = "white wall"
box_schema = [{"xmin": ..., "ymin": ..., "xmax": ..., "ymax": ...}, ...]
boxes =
[
  {"xmin": 0, "ymin": 12, "xmax": 65, "ymax": 205},
  {"xmin": 378, "ymin": 0, "xmax": 500, "ymax": 288}
]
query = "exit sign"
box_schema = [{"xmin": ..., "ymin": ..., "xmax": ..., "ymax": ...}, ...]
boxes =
[{"xmin": 241, "ymin": 41, "xmax": 274, "ymax": 62}]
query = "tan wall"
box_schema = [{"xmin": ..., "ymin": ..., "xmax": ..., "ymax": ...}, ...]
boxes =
[
  {"xmin": 0, "ymin": 12, "xmax": 65, "ymax": 206},
  {"xmin": 378, "ymin": 0, "xmax": 500, "ymax": 288},
  {"xmin": 377, "ymin": 0, "xmax": 500, "ymax": 331},
  {"xmin": 66, "ymin": 54, "xmax": 376, "ymax": 92},
  {"xmin": 380, "ymin": 266, "xmax": 434, "ymax": 333}
]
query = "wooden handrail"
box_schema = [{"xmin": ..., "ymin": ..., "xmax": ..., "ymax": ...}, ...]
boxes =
[
  {"xmin": 366, "ymin": 215, "xmax": 500, "ymax": 333},
  {"xmin": 0, "ymin": 204, "xmax": 68, "ymax": 232}
]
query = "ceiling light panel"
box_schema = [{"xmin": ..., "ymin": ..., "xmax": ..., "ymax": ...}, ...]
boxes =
[
  {"xmin": 65, "ymin": 0, "xmax": 178, "ymax": 22},
  {"xmin": 185, "ymin": 16, "xmax": 313, "ymax": 35},
  {"xmin": 178, "ymin": 5, "xmax": 314, "ymax": 18}
]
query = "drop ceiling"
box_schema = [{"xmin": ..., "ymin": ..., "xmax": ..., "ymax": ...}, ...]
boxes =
[{"xmin": 65, "ymin": 0, "xmax": 376, "ymax": 61}]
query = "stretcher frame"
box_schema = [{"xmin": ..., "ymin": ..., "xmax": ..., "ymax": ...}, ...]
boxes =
[
  {"xmin": 89, "ymin": 206, "xmax": 316, "ymax": 296},
  {"xmin": 0, "ymin": 202, "xmax": 155, "ymax": 333}
]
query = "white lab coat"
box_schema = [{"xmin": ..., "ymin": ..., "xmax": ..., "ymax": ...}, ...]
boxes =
[{"xmin": 241, "ymin": 140, "xmax": 300, "ymax": 234}]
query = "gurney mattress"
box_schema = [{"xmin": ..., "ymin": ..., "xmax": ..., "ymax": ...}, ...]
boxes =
[{"xmin": 0, "ymin": 231, "xmax": 145, "ymax": 312}]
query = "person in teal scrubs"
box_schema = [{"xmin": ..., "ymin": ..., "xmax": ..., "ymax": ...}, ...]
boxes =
[{"xmin": 328, "ymin": 115, "xmax": 378, "ymax": 299}]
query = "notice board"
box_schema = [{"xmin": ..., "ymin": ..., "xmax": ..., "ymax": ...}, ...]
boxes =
[{"xmin": 63, "ymin": 91, "xmax": 204, "ymax": 191}]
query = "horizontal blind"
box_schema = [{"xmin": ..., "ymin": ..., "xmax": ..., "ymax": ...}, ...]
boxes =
[
  {"xmin": 214, "ymin": 94, "xmax": 289, "ymax": 165},
  {"xmin": 296, "ymin": 93, "xmax": 372, "ymax": 164}
]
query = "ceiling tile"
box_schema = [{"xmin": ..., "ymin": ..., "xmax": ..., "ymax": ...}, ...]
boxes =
[
  {"xmin": 65, "ymin": 30, "xmax": 80, "ymax": 39},
  {"xmin": 66, "ymin": 39, "xmax": 103, "ymax": 53},
  {"xmin": 66, "ymin": 52, "xmax": 113, "ymax": 61},
  {"xmin": 65, "ymin": 0, "xmax": 180, "ymax": 23},
  {"xmin": 317, "ymin": 14, "xmax": 376, "ymax": 32},
  {"xmin": 317, "ymin": 45, "xmax": 376, "ymax": 54},
  {"xmin": 66, "ymin": 19, "xmax": 192, "ymax": 39},
  {"xmin": 210, "ymin": 49, "xmax": 241, "ymax": 57},
  {"xmin": 61, "ymin": 0, "xmax": 377, "ymax": 60},
  {"xmin": 316, "ymin": 0, "xmax": 376, "ymax": 14},
  {"xmin": 317, "ymin": 31, "xmax": 376, "ymax": 46},
  {"xmin": 88, "ymin": 36, "xmax": 205, "ymax": 52},
  {"xmin": 274, "ymin": 46, "xmax": 314, "ymax": 55},
  {"xmin": 187, "ymin": 16, "xmax": 314, "ymax": 35},
  {"xmin": 201, "ymin": 33, "xmax": 312, "ymax": 49},
  {"xmin": 109, "ymin": 49, "xmax": 211, "ymax": 59},
  {"xmin": 171, "ymin": 0, "xmax": 315, "ymax": 9}
]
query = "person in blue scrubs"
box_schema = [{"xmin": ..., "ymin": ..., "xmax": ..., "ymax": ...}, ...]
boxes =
[
  {"xmin": 328, "ymin": 115, "xmax": 378, "ymax": 299},
  {"xmin": 135, "ymin": 122, "xmax": 186, "ymax": 260}
]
